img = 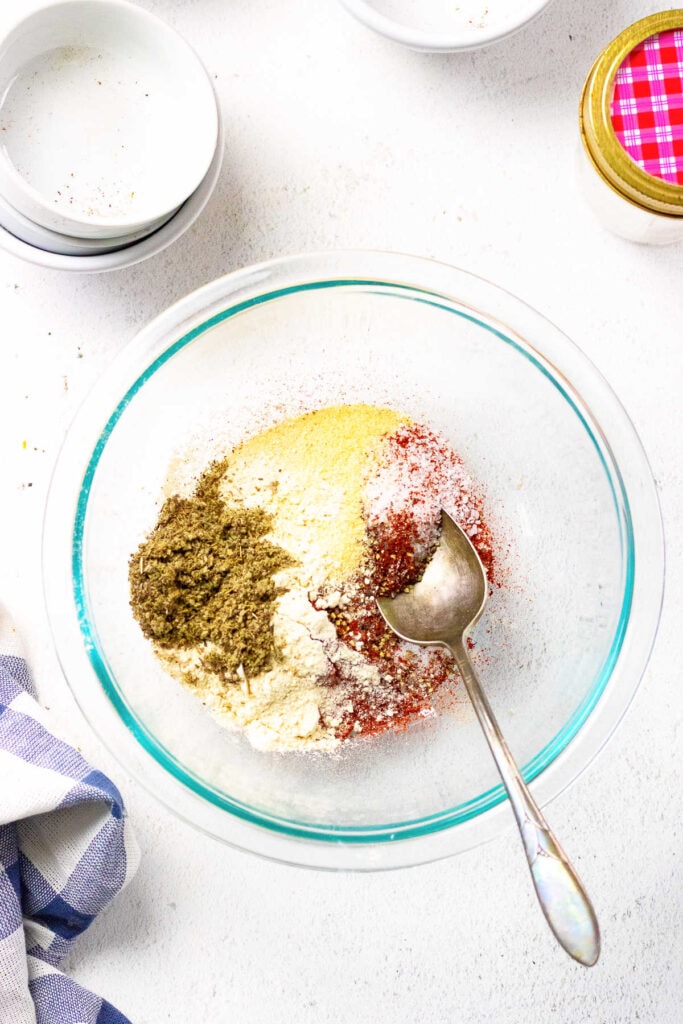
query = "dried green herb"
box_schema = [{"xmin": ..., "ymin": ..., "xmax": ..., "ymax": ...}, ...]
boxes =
[{"xmin": 128, "ymin": 462, "xmax": 293, "ymax": 679}]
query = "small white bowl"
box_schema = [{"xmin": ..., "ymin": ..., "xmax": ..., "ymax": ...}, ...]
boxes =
[
  {"xmin": 0, "ymin": 113, "xmax": 223, "ymax": 271},
  {"xmin": 338, "ymin": 0, "xmax": 555, "ymax": 52},
  {"xmin": 0, "ymin": 0, "xmax": 218, "ymax": 239}
]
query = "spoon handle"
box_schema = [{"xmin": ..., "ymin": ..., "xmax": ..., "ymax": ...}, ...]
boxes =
[{"xmin": 448, "ymin": 640, "xmax": 600, "ymax": 967}]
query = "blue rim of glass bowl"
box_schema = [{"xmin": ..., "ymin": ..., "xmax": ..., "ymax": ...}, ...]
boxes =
[{"xmin": 72, "ymin": 278, "xmax": 635, "ymax": 843}]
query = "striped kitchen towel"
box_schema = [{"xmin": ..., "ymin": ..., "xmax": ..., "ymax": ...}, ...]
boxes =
[{"xmin": 0, "ymin": 608, "xmax": 139, "ymax": 1024}]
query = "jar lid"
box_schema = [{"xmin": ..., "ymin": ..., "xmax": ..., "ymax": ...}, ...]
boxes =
[{"xmin": 580, "ymin": 11, "xmax": 683, "ymax": 215}]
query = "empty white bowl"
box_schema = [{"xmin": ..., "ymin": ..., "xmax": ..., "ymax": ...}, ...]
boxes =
[
  {"xmin": 338, "ymin": 0, "xmax": 555, "ymax": 52},
  {"xmin": 0, "ymin": 0, "xmax": 218, "ymax": 238}
]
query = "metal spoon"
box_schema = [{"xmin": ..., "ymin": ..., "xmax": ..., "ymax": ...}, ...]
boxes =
[{"xmin": 377, "ymin": 509, "xmax": 600, "ymax": 966}]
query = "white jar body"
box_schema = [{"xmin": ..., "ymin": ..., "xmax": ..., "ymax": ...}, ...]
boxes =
[{"xmin": 576, "ymin": 140, "xmax": 683, "ymax": 245}]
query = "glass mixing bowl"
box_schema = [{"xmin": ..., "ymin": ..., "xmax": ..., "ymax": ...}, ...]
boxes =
[{"xmin": 43, "ymin": 251, "xmax": 664, "ymax": 869}]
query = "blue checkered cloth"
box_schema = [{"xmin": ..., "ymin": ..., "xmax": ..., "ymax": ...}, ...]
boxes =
[{"xmin": 0, "ymin": 610, "xmax": 139, "ymax": 1024}]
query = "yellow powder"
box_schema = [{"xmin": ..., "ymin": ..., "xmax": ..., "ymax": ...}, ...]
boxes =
[{"xmin": 219, "ymin": 404, "xmax": 408, "ymax": 587}]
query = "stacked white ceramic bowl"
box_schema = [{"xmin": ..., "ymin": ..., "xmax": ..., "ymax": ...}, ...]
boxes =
[{"xmin": 0, "ymin": 0, "xmax": 221, "ymax": 271}]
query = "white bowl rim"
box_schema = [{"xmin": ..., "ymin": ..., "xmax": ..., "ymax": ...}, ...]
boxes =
[
  {"xmin": 337, "ymin": 0, "xmax": 555, "ymax": 51},
  {"xmin": 0, "ymin": 187, "xmax": 175, "ymax": 255}
]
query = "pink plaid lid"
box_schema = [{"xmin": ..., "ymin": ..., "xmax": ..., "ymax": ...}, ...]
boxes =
[{"xmin": 610, "ymin": 28, "xmax": 683, "ymax": 186}]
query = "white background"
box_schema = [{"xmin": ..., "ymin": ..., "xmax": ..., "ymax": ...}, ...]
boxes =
[{"xmin": 1, "ymin": 1, "xmax": 682, "ymax": 1021}]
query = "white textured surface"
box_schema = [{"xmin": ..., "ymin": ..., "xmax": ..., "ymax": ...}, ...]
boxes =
[{"xmin": 0, "ymin": 0, "xmax": 682, "ymax": 1020}]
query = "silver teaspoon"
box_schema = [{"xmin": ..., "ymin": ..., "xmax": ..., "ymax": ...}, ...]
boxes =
[{"xmin": 377, "ymin": 509, "xmax": 600, "ymax": 966}]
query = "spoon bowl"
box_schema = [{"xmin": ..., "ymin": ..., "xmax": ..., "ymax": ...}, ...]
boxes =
[
  {"xmin": 377, "ymin": 509, "xmax": 487, "ymax": 645},
  {"xmin": 378, "ymin": 509, "xmax": 601, "ymax": 967}
]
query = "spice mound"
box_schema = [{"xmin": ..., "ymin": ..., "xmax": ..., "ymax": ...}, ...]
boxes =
[{"xmin": 129, "ymin": 405, "xmax": 494, "ymax": 752}]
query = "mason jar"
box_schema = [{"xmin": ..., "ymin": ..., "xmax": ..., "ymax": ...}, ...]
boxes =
[{"xmin": 579, "ymin": 11, "xmax": 683, "ymax": 244}]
